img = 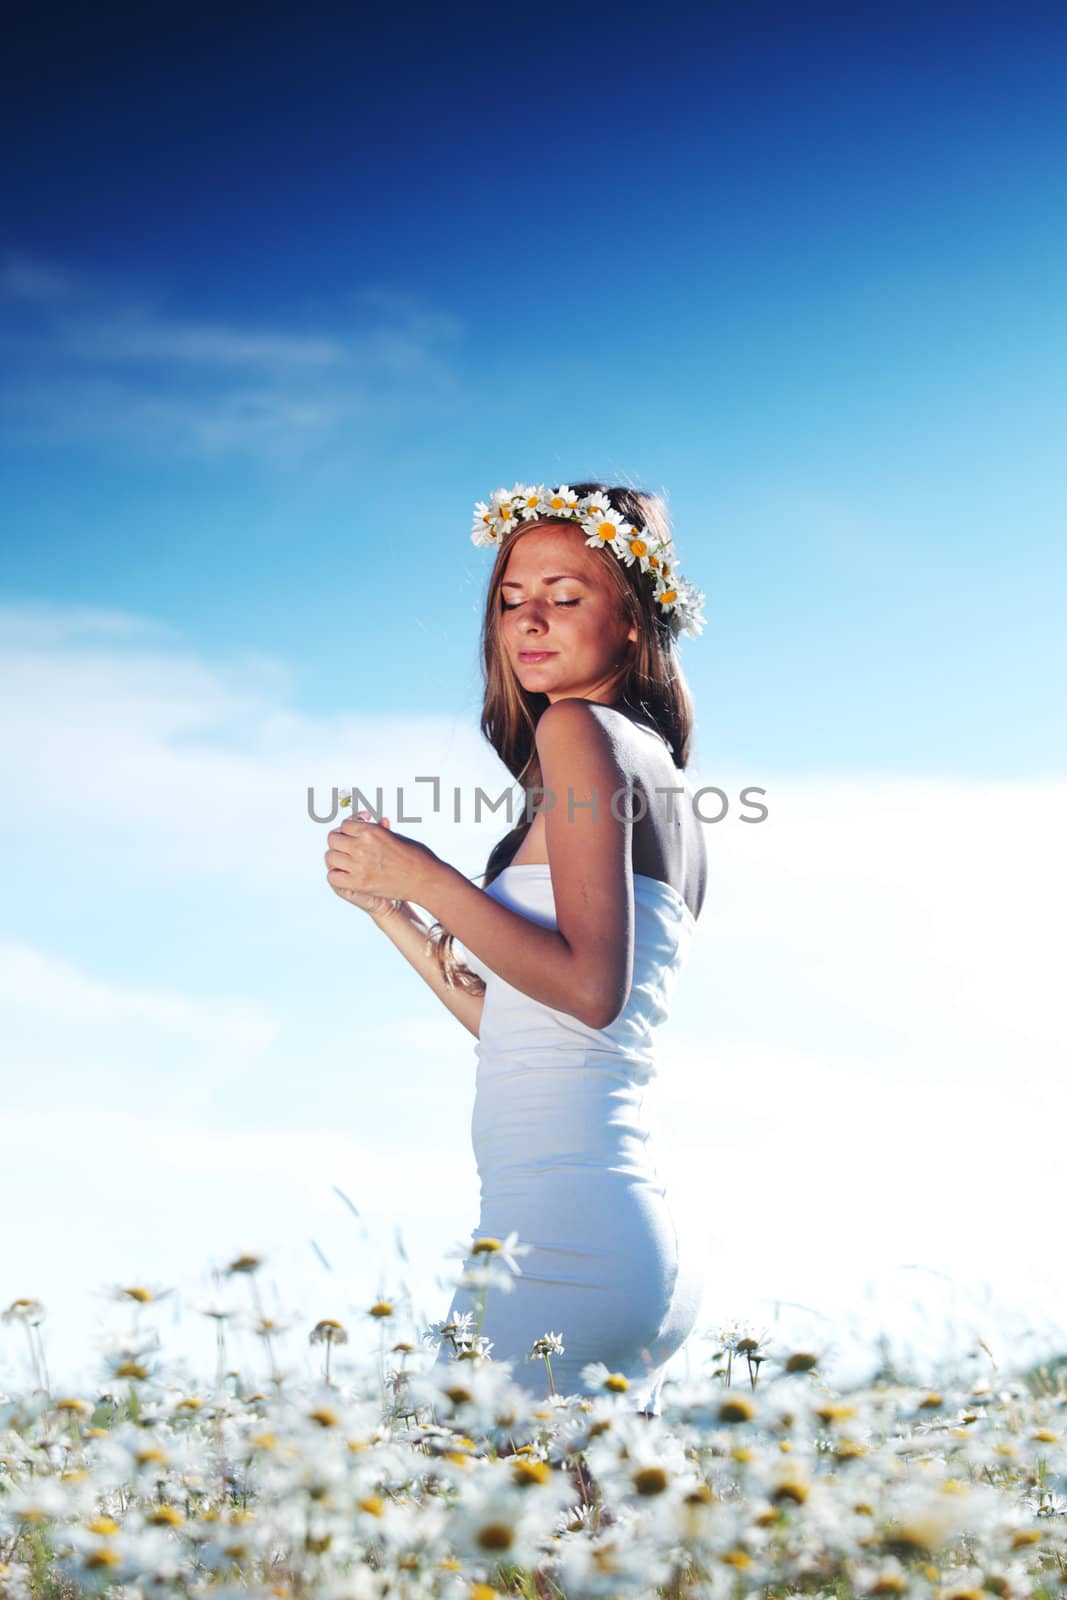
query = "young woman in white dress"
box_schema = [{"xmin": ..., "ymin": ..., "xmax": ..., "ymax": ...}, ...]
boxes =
[{"xmin": 324, "ymin": 481, "xmax": 707, "ymax": 1417}]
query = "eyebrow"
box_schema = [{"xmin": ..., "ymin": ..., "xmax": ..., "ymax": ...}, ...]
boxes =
[{"xmin": 500, "ymin": 573, "xmax": 591, "ymax": 590}]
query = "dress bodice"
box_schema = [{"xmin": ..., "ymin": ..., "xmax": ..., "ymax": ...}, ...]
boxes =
[{"xmin": 460, "ymin": 864, "xmax": 696, "ymax": 1087}]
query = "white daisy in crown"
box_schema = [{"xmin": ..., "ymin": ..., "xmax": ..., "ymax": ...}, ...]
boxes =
[
  {"xmin": 542, "ymin": 483, "xmax": 581, "ymax": 515},
  {"xmin": 515, "ymin": 484, "xmax": 548, "ymax": 520},
  {"xmin": 615, "ymin": 522, "xmax": 650, "ymax": 568},
  {"xmin": 471, "ymin": 501, "xmax": 497, "ymax": 545},
  {"xmin": 580, "ymin": 494, "xmax": 620, "ymax": 548}
]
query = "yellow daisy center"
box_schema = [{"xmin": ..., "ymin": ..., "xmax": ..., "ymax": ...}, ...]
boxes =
[
  {"xmin": 721, "ymin": 1549, "xmax": 752, "ymax": 1569},
  {"xmin": 634, "ymin": 1466, "xmax": 669, "ymax": 1496},
  {"xmin": 718, "ymin": 1397, "xmax": 755, "ymax": 1422},
  {"xmin": 86, "ymin": 1549, "xmax": 122, "ymax": 1569},
  {"xmin": 477, "ymin": 1523, "xmax": 514, "ymax": 1552}
]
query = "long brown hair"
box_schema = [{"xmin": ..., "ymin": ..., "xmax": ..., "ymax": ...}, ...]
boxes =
[{"xmin": 425, "ymin": 481, "xmax": 697, "ymax": 992}]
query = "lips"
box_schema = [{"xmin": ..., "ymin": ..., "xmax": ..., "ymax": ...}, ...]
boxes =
[{"xmin": 518, "ymin": 651, "xmax": 556, "ymax": 662}]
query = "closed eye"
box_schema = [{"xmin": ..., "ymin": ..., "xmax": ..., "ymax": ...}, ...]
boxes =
[{"xmin": 501, "ymin": 599, "xmax": 580, "ymax": 610}]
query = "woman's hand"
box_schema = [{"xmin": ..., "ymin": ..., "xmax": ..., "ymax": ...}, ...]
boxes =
[
  {"xmin": 324, "ymin": 810, "xmax": 439, "ymax": 916},
  {"xmin": 324, "ymin": 811, "xmax": 400, "ymax": 919}
]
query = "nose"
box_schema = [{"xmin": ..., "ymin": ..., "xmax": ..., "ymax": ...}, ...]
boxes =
[{"xmin": 518, "ymin": 604, "xmax": 547, "ymax": 633}]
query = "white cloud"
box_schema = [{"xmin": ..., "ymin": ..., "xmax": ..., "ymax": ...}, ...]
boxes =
[
  {"xmin": 0, "ymin": 940, "xmax": 277, "ymax": 1059},
  {"xmin": 0, "ymin": 599, "xmax": 175, "ymax": 646},
  {"xmin": 0, "ymin": 373, "xmax": 355, "ymax": 461},
  {"xmin": 0, "ymin": 249, "xmax": 74, "ymax": 302},
  {"xmin": 0, "ymin": 600, "xmax": 510, "ymax": 881},
  {"xmin": 55, "ymin": 307, "xmax": 347, "ymax": 371},
  {"xmin": 0, "ymin": 253, "xmax": 467, "ymax": 459},
  {"xmin": 349, "ymin": 286, "xmax": 464, "ymax": 347}
]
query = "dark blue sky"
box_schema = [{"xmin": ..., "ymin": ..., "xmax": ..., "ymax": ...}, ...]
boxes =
[{"xmin": 8, "ymin": 3, "xmax": 1064, "ymax": 307}]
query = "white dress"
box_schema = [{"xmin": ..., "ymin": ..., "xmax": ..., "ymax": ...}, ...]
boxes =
[{"xmin": 434, "ymin": 862, "xmax": 704, "ymax": 1415}]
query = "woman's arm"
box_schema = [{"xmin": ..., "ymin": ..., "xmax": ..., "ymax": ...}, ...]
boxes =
[
  {"xmin": 414, "ymin": 699, "xmax": 636, "ymax": 1028},
  {"xmin": 368, "ymin": 900, "xmax": 485, "ymax": 1040}
]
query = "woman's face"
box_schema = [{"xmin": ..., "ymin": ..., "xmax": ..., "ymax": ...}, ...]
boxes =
[{"xmin": 497, "ymin": 522, "xmax": 638, "ymax": 704}]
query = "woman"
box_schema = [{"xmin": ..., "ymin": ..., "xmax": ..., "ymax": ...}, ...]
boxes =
[{"xmin": 324, "ymin": 481, "xmax": 708, "ymax": 1417}]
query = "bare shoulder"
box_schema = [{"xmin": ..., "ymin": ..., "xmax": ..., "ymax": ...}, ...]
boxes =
[
  {"xmin": 555, "ymin": 701, "xmax": 708, "ymax": 920},
  {"xmin": 534, "ymin": 697, "xmax": 630, "ymax": 756},
  {"xmin": 534, "ymin": 702, "xmax": 630, "ymax": 818}
]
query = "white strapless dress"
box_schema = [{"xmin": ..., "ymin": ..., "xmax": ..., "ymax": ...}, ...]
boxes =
[{"xmin": 434, "ymin": 863, "xmax": 705, "ymax": 1416}]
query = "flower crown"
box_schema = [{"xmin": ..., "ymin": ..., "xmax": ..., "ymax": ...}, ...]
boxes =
[{"xmin": 470, "ymin": 483, "xmax": 706, "ymax": 640}]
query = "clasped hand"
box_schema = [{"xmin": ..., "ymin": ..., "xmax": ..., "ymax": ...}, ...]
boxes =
[{"xmin": 324, "ymin": 811, "xmax": 440, "ymax": 911}]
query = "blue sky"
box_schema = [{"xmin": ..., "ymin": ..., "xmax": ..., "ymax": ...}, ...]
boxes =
[{"xmin": 1, "ymin": 3, "xmax": 1065, "ymax": 1393}]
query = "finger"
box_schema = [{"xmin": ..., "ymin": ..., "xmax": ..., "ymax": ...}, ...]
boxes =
[{"xmin": 329, "ymin": 825, "xmax": 363, "ymax": 851}]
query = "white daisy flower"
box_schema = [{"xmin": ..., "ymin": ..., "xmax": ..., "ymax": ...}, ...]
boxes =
[
  {"xmin": 515, "ymin": 483, "xmax": 548, "ymax": 519},
  {"xmin": 581, "ymin": 510, "xmax": 627, "ymax": 556},
  {"xmin": 446, "ymin": 1473, "xmax": 563, "ymax": 1575},
  {"xmin": 615, "ymin": 523, "xmax": 652, "ymax": 568},
  {"xmin": 580, "ymin": 490, "xmax": 613, "ymax": 522},
  {"xmin": 448, "ymin": 1229, "xmax": 532, "ymax": 1276},
  {"xmin": 644, "ymin": 542, "xmax": 676, "ymax": 588},
  {"xmin": 581, "ymin": 1360, "xmax": 632, "ymax": 1395},
  {"xmin": 423, "ymin": 1309, "xmax": 478, "ymax": 1350},
  {"xmin": 543, "ymin": 483, "xmax": 581, "ymax": 515},
  {"xmin": 407, "ymin": 1346, "xmax": 534, "ymax": 1426},
  {"xmin": 529, "ymin": 1331, "xmax": 565, "ymax": 1358},
  {"xmin": 484, "ymin": 484, "xmax": 524, "ymax": 540},
  {"xmin": 475, "ymin": 1229, "xmax": 533, "ymax": 1275},
  {"xmin": 467, "ymin": 1262, "xmax": 518, "ymax": 1296},
  {"xmin": 675, "ymin": 578, "xmax": 706, "ymax": 637},
  {"xmin": 471, "ymin": 501, "xmax": 498, "ymax": 546},
  {"xmin": 555, "ymin": 1523, "xmax": 674, "ymax": 1595}
]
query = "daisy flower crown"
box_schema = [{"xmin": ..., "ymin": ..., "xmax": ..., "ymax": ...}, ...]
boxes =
[{"xmin": 471, "ymin": 483, "xmax": 706, "ymax": 640}]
